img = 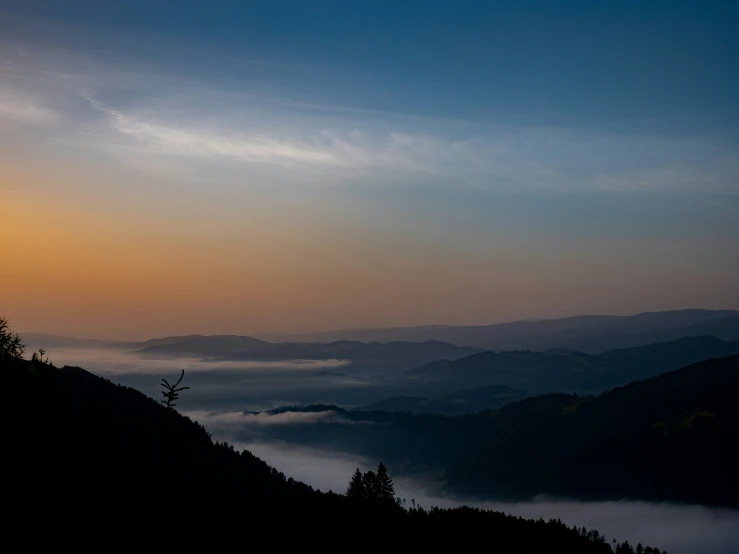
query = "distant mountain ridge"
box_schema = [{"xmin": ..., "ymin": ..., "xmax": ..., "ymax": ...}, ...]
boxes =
[
  {"xmin": 406, "ymin": 335, "xmax": 739, "ymax": 394},
  {"xmin": 24, "ymin": 309, "xmax": 739, "ymax": 357},
  {"xmin": 254, "ymin": 309, "xmax": 739, "ymax": 352},
  {"xmin": 132, "ymin": 334, "xmax": 272, "ymax": 356}
]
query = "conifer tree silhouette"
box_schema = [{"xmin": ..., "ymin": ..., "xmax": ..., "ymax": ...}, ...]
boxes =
[
  {"xmin": 375, "ymin": 463, "xmax": 395, "ymax": 502},
  {"xmin": 362, "ymin": 469, "xmax": 378, "ymax": 500},
  {"xmin": 346, "ymin": 468, "xmax": 366, "ymax": 498},
  {"xmin": 160, "ymin": 370, "xmax": 189, "ymax": 410}
]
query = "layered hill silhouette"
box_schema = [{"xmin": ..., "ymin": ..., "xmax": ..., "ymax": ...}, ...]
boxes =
[
  {"xmin": 405, "ymin": 335, "xmax": 739, "ymax": 394},
  {"xmin": 24, "ymin": 310, "xmax": 739, "ymax": 361},
  {"xmin": 254, "ymin": 309, "xmax": 739, "ymax": 352},
  {"xmin": 242, "ymin": 355, "xmax": 739, "ymax": 507},
  {"xmin": 2, "ymin": 352, "xmax": 648, "ymax": 552},
  {"xmin": 23, "ymin": 331, "xmax": 481, "ymax": 370},
  {"xmin": 26, "ymin": 326, "xmax": 739, "ymax": 419},
  {"xmin": 132, "ymin": 334, "xmax": 272, "ymax": 355}
]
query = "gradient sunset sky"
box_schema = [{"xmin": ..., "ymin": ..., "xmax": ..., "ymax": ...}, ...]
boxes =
[{"xmin": 1, "ymin": 1, "xmax": 738, "ymax": 339}]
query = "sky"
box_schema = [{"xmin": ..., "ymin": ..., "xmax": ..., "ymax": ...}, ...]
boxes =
[{"xmin": 1, "ymin": 0, "xmax": 738, "ymax": 340}]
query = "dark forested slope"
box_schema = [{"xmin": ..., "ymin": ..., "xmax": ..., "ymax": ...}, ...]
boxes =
[
  {"xmin": 0, "ymin": 354, "xmax": 649, "ymax": 553},
  {"xmin": 446, "ymin": 354, "xmax": 739, "ymax": 504}
]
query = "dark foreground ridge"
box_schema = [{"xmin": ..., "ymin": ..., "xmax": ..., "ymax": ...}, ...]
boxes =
[{"xmin": 2, "ymin": 354, "xmax": 662, "ymax": 553}]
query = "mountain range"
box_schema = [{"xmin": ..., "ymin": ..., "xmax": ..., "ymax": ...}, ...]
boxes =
[
  {"xmin": 242, "ymin": 354, "xmax": 739, "ymax": 507},
  {"xmin": 23, "ymin": 310, "xmax": 739, "ymax": 362},
  {"xmin": 253, "ymin": 309, "xmax": 739, "ymax": 352}
]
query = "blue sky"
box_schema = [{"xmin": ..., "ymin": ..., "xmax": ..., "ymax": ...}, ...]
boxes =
[
  {"xmin": 4, "ymin": 0, "xmax": 738, "ymax": 122},
  {"xmin": 1, "ymin": 1, "xmax": 738, "ymax": 337}
]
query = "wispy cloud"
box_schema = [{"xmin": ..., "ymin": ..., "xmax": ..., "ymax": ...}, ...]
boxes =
[
  {"xmin": 0, "ymin": 90, "xmax": 58, "ymax": 126},
  {"xmin": 70, "ymin": 91, "xmax": 739, "ymax": 194},
  {"xmin": 83, "ymin": 93, "xmax": 341, "ymax": 167},
  {"xmin": 2, "ymin": 33, "xmax": 738, "ymax": 194}
]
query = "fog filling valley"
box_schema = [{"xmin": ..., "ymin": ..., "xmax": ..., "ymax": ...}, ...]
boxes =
[
  {"xmin": 234, "ymin": 441, "xmax": 739, "ymax": 554},
  {"xmin": 40, "ymin": 345, "xmax": 739, "ymax": 553},
  {"xmin": 40, "ymin": 346, "xmax": 375, "ymax": 411}
]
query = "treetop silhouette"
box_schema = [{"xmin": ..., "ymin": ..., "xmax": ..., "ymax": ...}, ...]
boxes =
[
  {"xmin": 0, "ymin": 317, "xmax": 25, "ymax": 361},
  {"xmin": 346, "ymin": 468, "xmax": 366, "ymax": 498}
]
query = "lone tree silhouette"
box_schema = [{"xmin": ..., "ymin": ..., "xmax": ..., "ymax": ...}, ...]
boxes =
[
  {"xmin": 160, "ymin": 370, "xmax": 189, "ymax": 410},
  {"xmin": 0, "ymin": 317, "xmax": 25, "ymax": 361}
]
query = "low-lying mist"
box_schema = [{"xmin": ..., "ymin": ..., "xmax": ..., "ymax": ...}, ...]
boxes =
[
  {"xmin": 235, "ymin": 440, "xmax": 739, "ymax": 554},
  {"xmin": 40, "ymin": 346, "xmax": 394, "ymax": 411}
]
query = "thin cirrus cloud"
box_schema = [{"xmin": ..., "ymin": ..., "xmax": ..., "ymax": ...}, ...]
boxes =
[
  {"xmin": 80, "ymin": 93, "xmax": 739, "ymax": 194},
  {"xmin": 2, "ymin": 34, "xmax": 737, "ymax": 194},
  {"xmin": 78, "ymin": 89, "xmax": 501, "ymax": 184},
  {"xmin": 82, "ymin": 93, "xmax": 340, "ymax": 167}
]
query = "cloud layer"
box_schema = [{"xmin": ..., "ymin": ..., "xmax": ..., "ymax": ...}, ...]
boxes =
[
  {"xmin": 184, "ymin": 409, "xmax": 377, "ymax": 442},
  {"xmin": 2, "ymin": 36, "xmax": 738, "ymax": 194},
  {"xmin": 188, "ymin": 409, "xmax": 342, "ymax": 426}
]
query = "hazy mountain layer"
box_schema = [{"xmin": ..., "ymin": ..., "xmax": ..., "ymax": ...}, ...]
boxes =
[
  {"xmin": 255, "ymin": 309, "xmax": 739, "ymax": 352},
  {"xmin": 406, "ymin": 336, "xmax": 739, "ymax": 394}
]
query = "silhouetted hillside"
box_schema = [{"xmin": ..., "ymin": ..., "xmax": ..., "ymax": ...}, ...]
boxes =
[
  {"xmin": 133, "ymin": 334, "xmax": 272, "ymax": 356},
  {"xmin": 446, "ymin": 354, "xmax": 739, "ymax": 504},
  {"xmin": 1, "ymin": 353, "xmax": 646, "ymax": 552},
  {"xmin": 3, "ymin": 356, "xmax": 310, "ymax": 501},
  {"xmin": 407, "ymin": 336, "xmax": 739, "ymax": 394},
  {"xmin": 246, "ymin": 355, "xmax": 739, "ymax": 507}
]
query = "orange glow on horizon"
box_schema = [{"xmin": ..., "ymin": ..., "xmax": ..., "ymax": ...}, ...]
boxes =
[{"xmin": 3, "ymin": 162, "xmax": 738, "ymax": 340}]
